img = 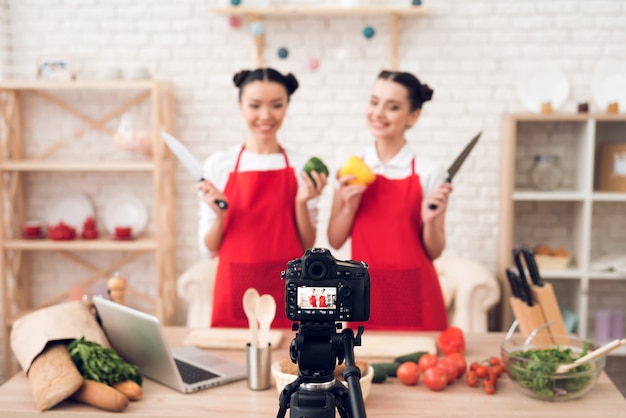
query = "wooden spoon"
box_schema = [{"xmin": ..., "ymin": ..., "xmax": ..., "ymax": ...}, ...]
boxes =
[
  {"xmin": 256, "ymin": 294, "xmax": 276, "ymax": 348},
  {"xmin": 555, "ymin": 338, "xmax": 626, "ymax": 374},
  {"xmin": 242, "ymin": 288, "xmax": 260, "ymax": 348}
]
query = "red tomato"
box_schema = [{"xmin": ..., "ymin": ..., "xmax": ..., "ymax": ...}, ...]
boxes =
[
  {"xmin": 423, "ymin": 366, "xmax": 448, "ymax": 391},
  {"xmin": 445, "ymin": 352, "xmax": 467, "ymax": 378},
  {"xmin": 396, "ymin": 361, "xmax": 420, "ymax": 386},
  {"xmin": 437, "ymin": 326, "xmax": 466, "ymax": 355},
  {"xmin": 436, "ymin": 359, "xmax": 458, "ymax": 385},
  {"xmin": 489, "ymin": 364, "xmax": 503, "ymax": 379},
  {"xmin": 475, "ymin": 364, "xmax": 489, "ymax": 379},
  {"xmin": 483, "ymin": 380, "xmax": 496, "ymax": 395},
  {"xmin": 465, "ymin": 370, "xmax": 479, "ymax": 387},
  {"xmin": 489, "ymin": 356, "xmax": 504, "ymax": 367},
  {"xmin": 417, "ymin": 353, "xmax": 439, "ymax": 371}
]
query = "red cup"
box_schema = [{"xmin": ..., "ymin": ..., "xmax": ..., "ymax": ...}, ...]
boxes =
[
  {"xmin": 114, "ymin": 226, "xmax": 132, "ymax": 238},
  {"xmin": 22, "ymin": 222, "xmax": 42, "ymax": 238}
]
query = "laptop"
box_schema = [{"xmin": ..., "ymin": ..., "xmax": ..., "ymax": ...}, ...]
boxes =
[{"xmin": 93, "ymin": 296, "xmax": 247, "ymax": 393}]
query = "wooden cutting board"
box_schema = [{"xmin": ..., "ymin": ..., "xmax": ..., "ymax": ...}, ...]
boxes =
[
  {"xmin": 355, "ymin": 334, "xmax": 436, "ymax": 358},
  {"xmin": 183, "ymin": 328, "xmax": 284, "ymax": 350}
]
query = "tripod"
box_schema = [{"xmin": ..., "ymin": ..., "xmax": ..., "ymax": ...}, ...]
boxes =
[{"xmin": 276, "ymin": 323, "xmax": 366, "ymax": 418}]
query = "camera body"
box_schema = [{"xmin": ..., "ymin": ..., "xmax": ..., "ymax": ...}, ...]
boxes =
[{"xmin": 283, "ymin": 248, "xmax": 370, "ymax": 322}]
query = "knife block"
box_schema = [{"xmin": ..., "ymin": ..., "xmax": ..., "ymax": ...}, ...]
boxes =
[{"xmin": 509, "ymin": 297, "xmax": 553, "ymax": 344}]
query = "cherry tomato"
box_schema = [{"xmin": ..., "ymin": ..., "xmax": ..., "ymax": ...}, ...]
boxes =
[
  {"xmin": 417, "ymin": 353, "xmax": 439, "ymax": 372},
  {"xmin": 489, "ymin": 356, "xmax": 504, "ymax": 367},
  {"xmin": 483, "ymin": 379, "xmax": 496, "ymax": 395},
  {"xmin": 423, "ymin": 366, "xmax": 448, "ymax": 391},
  {"xmin": 437, "ymin": 326, "xmax": 466, "ymax": 355},
  {"xmin": 465, "ymin": 370, "xmax": 479, "ymax": 387},
  {"xmin": 445, "ymin": 352, "xmax": 467, "ymax": 378},
  {"xmin": 469, "ymin": 361, "xmax": 481, "ymax": 371},
  {"xmin": 437, "ymin": 359, "xmax": 458, "ymax": 385},
  {"xmin": 396, "ymin": 361, "xmax": 420, "ymax": 386},
  {"xmin": 475, "ymin": 364, "xmax": 489, "ymax": 379},
  {"xmin": 489, "ymin": 364, "xmax": 503, "ymax": 379}
]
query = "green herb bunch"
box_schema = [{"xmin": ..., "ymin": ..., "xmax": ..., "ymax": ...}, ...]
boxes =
[
  {"xmin": 68, "ymin": 337, "xmax": 142, "ymax": 386},
  {"xmin": 508, "ymin": 341, "xmax": 593, "ymax": 399}
]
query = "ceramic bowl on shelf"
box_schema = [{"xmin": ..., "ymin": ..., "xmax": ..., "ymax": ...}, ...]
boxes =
[{"xmin": 501, "ymin": 334, "xmax": 604, "ymax": 402}]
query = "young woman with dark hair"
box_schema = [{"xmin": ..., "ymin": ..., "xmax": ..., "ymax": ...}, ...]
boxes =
[
  {"xmin": 197, "ymin": 68, "xmax": 327, "ymax": 329},
  {"xmin": 327, "ymin": 70, "xmax": 451, "ymax": 331}
]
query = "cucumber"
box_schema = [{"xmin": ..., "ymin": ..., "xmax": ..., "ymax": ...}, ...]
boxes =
[
  {"xmin": 393, "ymin": 351, "xmax": 428, "ymax": 365},
  {"xmin": 371, "ymin": 363, "xmax": 389, "ymax": 383}
]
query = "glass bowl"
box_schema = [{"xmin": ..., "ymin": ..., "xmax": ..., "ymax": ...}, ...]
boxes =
[{"xmin": 501, "ymin": 334, "xmax": 605, "ymax": 402}]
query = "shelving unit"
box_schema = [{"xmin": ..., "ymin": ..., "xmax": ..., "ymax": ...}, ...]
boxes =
[
  {"xmin": 0, "ymin": 80, "xmax": 177, "ymax": 376},
  {"xmin": 210, "ymin": 5, "xmax": 429, "ymax": 69},
  {"xmin": 498, "ymin": 112, "xmax": 626, "ymax": 354}
]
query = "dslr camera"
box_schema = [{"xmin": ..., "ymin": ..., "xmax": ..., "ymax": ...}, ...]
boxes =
[{"xmin": 283, "ymin": 248, "xmax": 370, "ymax": 322}]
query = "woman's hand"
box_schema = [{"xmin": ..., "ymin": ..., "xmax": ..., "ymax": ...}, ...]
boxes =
[
  {"xmin": 197, "ymin": 180, "xmax": 228, "ymax": 215},
  {"xmin": 422, "ymin": 183, "xmax": 453, "ymax": 223},
  {"xmin": 297, "ymin": 170, "xmax": 328, "ymax": 203},
  {"xmin": 337, "ymin": 174, "xmax": 367, "ymax": 213}
]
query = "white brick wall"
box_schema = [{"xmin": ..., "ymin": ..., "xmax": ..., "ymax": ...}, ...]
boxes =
[{"xmin": 2, "ymin": 0, "xmax": 626, "ymax": 382}]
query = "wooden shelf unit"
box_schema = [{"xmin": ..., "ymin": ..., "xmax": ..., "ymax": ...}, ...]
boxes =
[
  {"xmin": 210, "ymin": 5, "xmax": 429, "ymax": 69},
  {"xmin": 0, "ymin": 80, "xmax": 177, "ymax": 377},
  {"xmin": 497, "ymin": 112, "xmax": 626, "ymax": 343}
]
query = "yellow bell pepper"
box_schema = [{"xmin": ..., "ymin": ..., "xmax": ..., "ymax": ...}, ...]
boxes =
[{"xmin": 339, "ymin": 156, "xmax": 376, "ymax": 186}]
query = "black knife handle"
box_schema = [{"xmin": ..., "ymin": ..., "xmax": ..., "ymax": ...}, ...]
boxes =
[
  {"xmin": 505, "ymin": 268, "xmax": 521, "ymax": 299},
  {"xmin": 428, "ymin": 177, "xmax": 452, "ymax": 210},
  {"xmin": 214, "ymin": 199, "xmax": 228, "ymax": 210},
  {"xmin": 512, "ymin": 248, "xmax": 528, "ymax": 282},
  {"xmin": 199, "ymin": 177, "xmax": 228, "ymax": 210},
  {"xmin": 521, "ymin": 247, "xmax": 544, "ymax": 286}
]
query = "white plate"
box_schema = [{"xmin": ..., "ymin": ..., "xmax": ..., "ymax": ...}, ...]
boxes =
[
  {"xmin": 45, "ymin": 193, "xmax": 94, "ymax": 234},
  {"xmin": 104, "ymin": 193, "xmax": 148, "ymax": 237},
  {"xmin": 517, "ymin": 66, "xmax": 570, "ymax": 113},
  {"xmin": 592, "ymin": 62, "xmax": 626, "ymax": 112}
]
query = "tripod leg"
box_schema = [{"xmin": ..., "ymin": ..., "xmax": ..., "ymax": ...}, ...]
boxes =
[
  {"xmin": 330, "ymin": 381, "xmax": 352, "ymax": 418},
  {"xmin": 277, "ymin": 376, "xmax": 302, "ymax": 418}
]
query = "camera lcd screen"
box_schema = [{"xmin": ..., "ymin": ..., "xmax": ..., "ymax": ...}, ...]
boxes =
[{"xmin": 296, "ymin": 286, "xmax": 337, "ymax": 312}]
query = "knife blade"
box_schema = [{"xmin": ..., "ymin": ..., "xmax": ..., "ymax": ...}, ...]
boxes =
[
  {"xmin": 161, "ymin": 131, "xmax": 227, "ymax": 210},
  {"xmin": 428, "ymin": 131, "xmax": 481, "ymax": 210}
]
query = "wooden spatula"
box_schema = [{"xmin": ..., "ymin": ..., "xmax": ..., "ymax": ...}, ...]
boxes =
[{"xmin": 555, "ymin": 338, "xmax": 626, "ymax": 374}]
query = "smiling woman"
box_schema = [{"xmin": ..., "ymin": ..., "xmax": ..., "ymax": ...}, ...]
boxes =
[
  {"xmin": 328, "ymin": 70, "xmax": 451, "ymax": 332},
  {"xmin": 195, "ymin": 68, "xmax": 329, "ymax": 329}
]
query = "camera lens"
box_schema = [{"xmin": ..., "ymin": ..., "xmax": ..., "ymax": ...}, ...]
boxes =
[{"xmin": 307, "ymin": 261, "xmax": 327, "ymax": 280}]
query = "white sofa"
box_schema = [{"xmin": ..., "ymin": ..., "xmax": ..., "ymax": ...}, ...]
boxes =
[{"xmin": 177, "ymin": 255, "xmax": 500, "ymax": 333}]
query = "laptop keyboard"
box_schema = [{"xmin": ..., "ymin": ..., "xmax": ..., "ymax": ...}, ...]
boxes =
[{"xmin": 174, "ymin": 359, "xmax": 219, "ymax": 384}]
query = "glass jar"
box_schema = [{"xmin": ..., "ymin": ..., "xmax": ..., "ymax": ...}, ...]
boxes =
[{"xmin": 529, "ymin": 154, "xmax": 562, "ymax": 191}]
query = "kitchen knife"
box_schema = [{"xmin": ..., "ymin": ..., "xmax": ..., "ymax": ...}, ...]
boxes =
[
  {"xmin": 521, "ymin": 246, "xmax": 568, "ymax": 340},
  {"xmin": 161, "ymin": 131, "xmax": 227, "ymax": 210},
  {"xmin": 512, "ymin": 248, "xmax": 533, "ymax": 306},
  {"xmin": 521, "ymin": 247, "xmax": 544, "ymax": 287},
  {"xmin": 428, "ymin": 131, "xmax": 481, "ymax": 210},
  {"xmin": 505, "ymin": 268, "xmax": 522, "ymax": 300},
  {"xmin": 506, "ymin": 268, "xmax": 553, "ymax": 343}
]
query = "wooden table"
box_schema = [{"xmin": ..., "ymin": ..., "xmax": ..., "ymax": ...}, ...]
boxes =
[{"xmin": 0, "ymin": 327, "xmax": 624, "ymax": 417}]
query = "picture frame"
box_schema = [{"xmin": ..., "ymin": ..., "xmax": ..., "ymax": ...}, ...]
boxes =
[{"xmin": 36, "ymin": 56, "xmax": 71, "ymax": 80}]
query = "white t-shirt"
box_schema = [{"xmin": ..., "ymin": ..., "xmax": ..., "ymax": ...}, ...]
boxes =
[
  {"xmin": 198, "ymin": 145, "xmax": 319, "ymax": 257},
  {"xmin": 333, "ymin": 143, "xmax": 447, "ymax": 198}
]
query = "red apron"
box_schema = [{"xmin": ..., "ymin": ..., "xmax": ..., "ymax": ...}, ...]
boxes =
[
  {"xmin": 350, "ymin": 159, "xmax": 448, "ymax": 331},
  {"xmin": 210, "ymin": 147, "xmax": 302, "ymax": 329}
]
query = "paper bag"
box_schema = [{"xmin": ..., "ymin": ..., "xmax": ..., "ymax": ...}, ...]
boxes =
[{"xmin": 10, "ymin": 301, "xmax": 110, "ymax": 373}]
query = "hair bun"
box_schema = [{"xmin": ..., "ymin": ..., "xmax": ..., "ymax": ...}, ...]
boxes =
[
  {"xmin": 419, "ymin": 83, "xmax": 434, "ymax": 102},
  {"xmin": 284, "ymin": 73, "xmax": 299, "ymax": 95},
  {"xmin": 233, "ymin": 70, "xmax": 251, "ymax": 87}
]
